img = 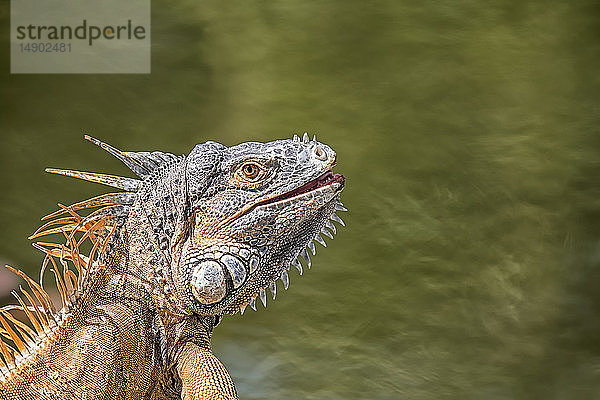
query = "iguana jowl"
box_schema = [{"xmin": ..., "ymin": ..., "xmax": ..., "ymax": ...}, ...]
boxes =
[{"xmin": 0, "ymin": 134, "xmax": 346, "ymax": 399}]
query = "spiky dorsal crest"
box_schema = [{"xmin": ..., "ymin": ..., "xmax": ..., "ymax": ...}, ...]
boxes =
[
  {"xmin": 0, "ymin": 135, "xmax": 174, "ymax": 378},
  {"xmin": 40, "ymin": 135, "xmax": 178, "ymax": 224},
  {"xmin": 0, "ymin": 214, "xmax": 115, "ymax": 378}
]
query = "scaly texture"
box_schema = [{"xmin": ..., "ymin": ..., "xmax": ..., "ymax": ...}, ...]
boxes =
[{"xmin": 0, "ymin": 134, "xmax": 347, "ymax": 399}]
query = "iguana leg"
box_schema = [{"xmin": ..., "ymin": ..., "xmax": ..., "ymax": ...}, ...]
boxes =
[{"xmin": 177, "ymin": 342, "xmax": 239, "ymax": 400}]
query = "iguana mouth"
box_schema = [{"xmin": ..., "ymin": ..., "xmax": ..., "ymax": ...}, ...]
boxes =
[
  {"xmin": 227, "ymin": 169, "xmax": 344, "ymax": 225},
  {"xmin": 257, "ymin": 170, "xmax": 345, "ymax": 207},
  {"xmin": 232, "ymin": 166, "xmax": 347, "ymax": 315}
]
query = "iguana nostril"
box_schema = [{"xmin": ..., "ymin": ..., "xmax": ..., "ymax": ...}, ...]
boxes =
[
  {"xmin": 314, "ymin": 145, "xmax": 327, "ymax": 161},
  {"xmin": 190, "ymin": 260, "xmax": 227, "ymax": 305}
]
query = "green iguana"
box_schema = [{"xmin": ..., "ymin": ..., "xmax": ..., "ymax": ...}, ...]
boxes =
[{"xmin": 0, "ymin": 134, "xmax": 346, "ymax": 399}]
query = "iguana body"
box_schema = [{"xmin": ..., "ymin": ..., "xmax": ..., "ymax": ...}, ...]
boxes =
[{"xmin": 0, "ymin": 135, "xmax": 346, "ymax": 399}]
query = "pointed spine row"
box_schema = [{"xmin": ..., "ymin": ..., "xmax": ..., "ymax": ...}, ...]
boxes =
[
  {"xmin": 0, "ymin": 215, "xmax": 114, "ymax": 378},
  {"xmin": 235, "ymin": 200, "xmax": 347, "ymax": 315},
  {"xmin": 292, "ymin": 132, "xmax": 317, "ymax": 144},
  {"xmin": 0, "ymin": 135, "xmax": 179, "ymax": 377}
]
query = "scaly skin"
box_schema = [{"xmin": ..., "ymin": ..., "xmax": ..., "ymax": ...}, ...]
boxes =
[{"xmin": 0, "ymin": 134, "xmax": 346, "ymax": 399}]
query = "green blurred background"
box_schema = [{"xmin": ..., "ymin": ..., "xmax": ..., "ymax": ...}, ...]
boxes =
[{"xmin": 1, "ymin": 1, "xmax": 600, "ymax": 399}]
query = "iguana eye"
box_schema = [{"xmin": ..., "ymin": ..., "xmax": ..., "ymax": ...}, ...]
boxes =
[
  {"xmin": 231, "ymin": 161, "xmax": 270, "ymax": 187},
  {"xmin": 241, "ymin": 163, "xmax": 261, "ymax": 180}
]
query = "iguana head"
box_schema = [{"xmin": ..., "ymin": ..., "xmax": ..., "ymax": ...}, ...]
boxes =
[
  {"xmin": 174, "ymin": 134, "xmax": 346, "ymax": 316},
  {"xmin": 43, "ymin": 134, "xmax": 346, "ymax": 319}
]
